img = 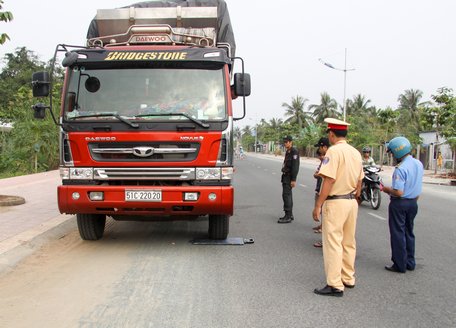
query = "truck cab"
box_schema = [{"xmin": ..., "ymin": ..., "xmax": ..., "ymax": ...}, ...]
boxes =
[{"xmin": 31, "ymin": 3, "xmax": 250, "ymax": 241}]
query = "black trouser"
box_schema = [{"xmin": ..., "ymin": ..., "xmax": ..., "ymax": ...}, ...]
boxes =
[
  {"xmin": 281, "ymin": 174, "xmax": 293, "ymax": 214},
  {"xmin": 388, "ymin": 198, "xmax": 418, "ymax": 272}
]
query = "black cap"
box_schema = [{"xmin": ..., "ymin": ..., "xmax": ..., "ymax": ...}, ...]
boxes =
[
  {"xmin": 314, "ymin": 137, "xmax": 330, "ymax": 147},
  {"xmin": 283, "ymin": 135, "xmax": 293, "ymax": 142}
]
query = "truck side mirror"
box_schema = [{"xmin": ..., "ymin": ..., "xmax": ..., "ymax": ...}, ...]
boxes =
[
  {"xmin": 32, "ymin": 72, "xmax": 50, "ymax": 97},
  {"xmin": 32, "ymin": 103, "xmax": 49, "ymax": 119},
  {"xmin": 233, "ymin": 73, "xmax": 251, "ymax": 97}
]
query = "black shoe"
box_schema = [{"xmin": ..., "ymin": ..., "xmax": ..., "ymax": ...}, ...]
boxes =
[
  {"xmin": 343, "ymin": 282, "xmax": 355, "ymax": 289},
  {"xmin": 406, "ymin": 266, "xmax": 415, "ymax": 271},
  {"xmin": 385, "ymin": 265, "xmax": 406, "ymax": 273},
  {"xmin": 314, "ymin": 285, "xmax": 343, "ymax": 297},
  {"xmin": 277, "ymin": 216, "xmax": 292, "ymax": 224}
]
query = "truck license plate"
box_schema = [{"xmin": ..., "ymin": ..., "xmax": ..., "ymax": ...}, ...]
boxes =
[{"xmin": 125, "ymin": 190, "xmax": 162, "ymax": 202}]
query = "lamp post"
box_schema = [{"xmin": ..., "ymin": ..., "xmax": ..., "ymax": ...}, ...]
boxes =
[{"xmin": 319, "ymin": 48, "xmax": 355, "ymax": 122}]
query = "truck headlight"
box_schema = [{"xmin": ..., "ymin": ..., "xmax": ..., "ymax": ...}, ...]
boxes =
[
  {"xmin": 60, "ymin": 167, "xmax": 70, "ymax": 180},
  {"xmin": 70, "ymin": 168, "xmax": 93, "ymax": 180},
  {"xmin": 221, "ymin": 167, "xmax": 233, "ymax": 180},
  {"xmin": 196, "ymin": 168, "xmax": 221, "ymax": 180}
]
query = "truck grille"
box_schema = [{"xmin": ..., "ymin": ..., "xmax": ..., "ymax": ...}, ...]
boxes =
[
  {"xmin": 94, "ymin": 167, "xmax": 196, "ymax": 180},
  {"xmin": 89, "ymin": 142, "xmax": 199, "ymax": 162},
  {"xmin": 94, "ymin": 167, "xmax": 195, "ymax": 180}
]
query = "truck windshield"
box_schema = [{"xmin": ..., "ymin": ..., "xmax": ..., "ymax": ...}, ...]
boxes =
[{"xmin": 64, "ymin": 67, "xmax": 227, "ymax": 122}]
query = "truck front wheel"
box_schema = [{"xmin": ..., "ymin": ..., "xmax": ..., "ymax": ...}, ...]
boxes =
[
  {"xmin": 208, "ymin": 214, "xmax": 229, "ymax": 240},
  {"xmin": 77, "ymin": 214, "xmax": 106, "ymax": 240}
]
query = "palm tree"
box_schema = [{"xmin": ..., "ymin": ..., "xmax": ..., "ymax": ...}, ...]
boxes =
[
  {"xmin": 242, "ymin": 125, "xmax": 252, "ymax": 136},
  {"xmin": 309, "ymin": 92, "xmax": 339, "ymax": 123},
  {"xmin": 397, "ymin": 89, "xmax": 424, "ymax": 127},
  {"xmin": 268, "ymin": 118, "xmax": 283, "ymax": 130},
  {"xmin": 282, "ymin": 95, "xmax": 312, "ymax": 128},
  {"xmin": 233, "ymin": 126, "xmax": 242, "ymax": 145},
  {"xmin": 346, "ymin": 94, "xmax": 373, "ymax": 117}
]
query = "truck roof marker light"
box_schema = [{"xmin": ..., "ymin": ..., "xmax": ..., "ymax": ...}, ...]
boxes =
[{"xmin": 204, "ymin": 52, "xmax": 221, "ymax": 58}]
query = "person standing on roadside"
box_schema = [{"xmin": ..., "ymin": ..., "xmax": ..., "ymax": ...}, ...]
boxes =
[
  {"xmin": 312, "ymin": 137, "xmax": 330, "ymax": 247},
  {"xmin": 382, "ymin": 137, "xmax": 423, "ymax": 273},
  {"xmin": 312, "ymin": 118, "xmax": 364, "ymax": 297},
  {"xmin": 437, "ymin": 151, "xmax": 443, "ymax": 171},
  {"xmin": 278, "ymin": 135, "xmax": 300, "ymax": 224}
]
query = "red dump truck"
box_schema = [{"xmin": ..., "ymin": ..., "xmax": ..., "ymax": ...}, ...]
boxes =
[{"xmin": 31, "ymin": 1, "xmax": 250, "ymax": 241}]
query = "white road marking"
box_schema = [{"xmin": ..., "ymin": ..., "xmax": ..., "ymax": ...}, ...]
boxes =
[
  {"xmin": 299, "ymin": 184, "xmax": 307, "ymax": 188},
  {"xmin": 368, "ymin": 212, "xmax": 387, "ymax": 221}
]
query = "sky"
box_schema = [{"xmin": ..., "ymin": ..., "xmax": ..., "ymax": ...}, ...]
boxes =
[{"xmin": 1, "ymin": 0, "xmax": 456, "ymax": 127}]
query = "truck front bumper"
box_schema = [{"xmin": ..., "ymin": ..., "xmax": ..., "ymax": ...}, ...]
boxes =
[{"xmin": 58, "ymin": 185, "xmax": 233, "ymax": 216}]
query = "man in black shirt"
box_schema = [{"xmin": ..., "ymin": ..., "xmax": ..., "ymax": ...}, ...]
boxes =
[{"xmin": 278, "ymin": 136, "xmax": 300, "ymax": 223}]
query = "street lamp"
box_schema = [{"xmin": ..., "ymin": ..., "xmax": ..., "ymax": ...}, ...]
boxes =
[{"xmin": 319, "ymin": 48, "xmax": 355, "ymax": 122}]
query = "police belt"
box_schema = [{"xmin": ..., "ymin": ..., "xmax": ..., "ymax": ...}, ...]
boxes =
[{"xmin": 327, "ymin": 193, "xmax": 356, "ymax": 200}]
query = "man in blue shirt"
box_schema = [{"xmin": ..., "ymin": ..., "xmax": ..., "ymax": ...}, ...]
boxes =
[{"xmin": 382, "ymin": 137, "xmax": 424, "ymax": 273}]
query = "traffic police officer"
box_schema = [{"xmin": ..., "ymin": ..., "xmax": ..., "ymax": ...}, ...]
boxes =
[
  {"xmin": 312, "ymin": 118, "xmax": 364, "ymax": 297},
  {"xmin": 278, "ymin": 135, "xmax": 300, "ymax": 224},
  {"xmin": 382, "ymin": 137, "xmax": 423, "ymax": 273}
]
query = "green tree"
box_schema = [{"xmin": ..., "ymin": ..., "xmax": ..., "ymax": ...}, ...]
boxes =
[
  {"xmin": 397, "ymin": 89, "xmax": 426, "ymax": 130},
  {"xmin": 377, "ymin": 107, "xmax": 400, "ymax": 140},
  {"xmin": 0, "ymin": 47, "xmax": 61, "ymax": 176},
  {"xmin": 346, "ymin": 94, "xmax": 374, "ymax": 117},
  {"xmin": 309, "ymin": 92, "xmax": 339, "ymax": 124},
  {"xmin": 240, "ymin": 125, "xmax": 254, "ymax": 150},
  {"xmin": 0, "ymin": 47, "xmax": 46, "ymax": 120},
  {"xmin": 425, "ymin": 87, "xmax": 456, "ymax": 172},
  {"xmin": 260, "ymin": 118, "xmax": 284, "ymax": 143},
  {"xmin": 0, "ymin": 0, "xmax": 13, "ymax": 45},
  {"xmin": 234, "ymin": 126, "xmax": 242, "ymax": 141},
  {"xmin": 282, "ymin": 95, "xmax": 312, "ymax": 128},
  {"xmin": 429, "ymin": 87, "xmax": 456, "ymax": 138}
]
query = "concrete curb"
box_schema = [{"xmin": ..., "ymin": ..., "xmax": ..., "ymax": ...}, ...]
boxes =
[{"xmin": 0, "ymin": 214, "xmax": 75, "ymax": 276}]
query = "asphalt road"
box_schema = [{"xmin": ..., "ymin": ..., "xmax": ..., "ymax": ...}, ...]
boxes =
[{"xmin": 0, "ymin": 154, "xmax": 455, "ymax": 327}]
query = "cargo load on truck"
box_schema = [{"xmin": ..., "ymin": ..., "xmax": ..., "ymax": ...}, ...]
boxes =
[{"xmin": 86, "ymin": 0, "xmax": 236, "ymax": 56}]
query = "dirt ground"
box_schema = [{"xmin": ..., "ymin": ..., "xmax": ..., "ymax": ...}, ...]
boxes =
[{"xmin": 0, "ymin": 221, "xmax": 133, "ymax": 327}]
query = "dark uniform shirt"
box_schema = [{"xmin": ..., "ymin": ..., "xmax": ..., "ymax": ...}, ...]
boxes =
[{"xmin": 282, "ymin": 147, "xmax": 300, "ymax": 182}]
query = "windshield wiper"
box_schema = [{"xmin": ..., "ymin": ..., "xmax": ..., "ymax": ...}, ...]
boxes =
[
  {"xmin": 68, "ymin": 113, "xmax": 139, "ymax": 129},
  {"xmin": 135, "ymin": 113, "xmax": 210, "ymax": 128}
]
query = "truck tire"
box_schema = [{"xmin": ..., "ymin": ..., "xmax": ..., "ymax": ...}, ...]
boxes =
[
  {"xmin": 77, "ymin": 214, "xmax": 106, "ymax": 240},
  {"xmin": 208, "ymin": 214, "xmax": 229, "ymax": 240}
]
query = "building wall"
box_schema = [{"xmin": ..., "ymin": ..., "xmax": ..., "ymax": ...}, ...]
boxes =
[{"xmin": 419, "ymin": 131, "xmax": 453, "ymax": 170}]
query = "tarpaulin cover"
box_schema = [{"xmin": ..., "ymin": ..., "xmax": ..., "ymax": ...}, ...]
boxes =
[{"xmin": 87, "ymin": 0, "xmax": 236, "ymax": 56}]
